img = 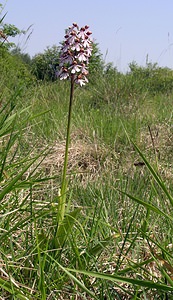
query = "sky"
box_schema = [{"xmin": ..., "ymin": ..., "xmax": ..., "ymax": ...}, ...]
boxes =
[{"xmin": 2, "ymin": 0, "xmax": 173, "ymax": 72}]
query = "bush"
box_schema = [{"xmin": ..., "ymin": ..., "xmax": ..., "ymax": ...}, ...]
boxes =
[
  {"xmin": 128, "ymin": 61, "xmax": 173, "ymax": 95},
  {"xmin": 0, "ymin": 47, "xmax": 35, "ymax": 92},
  {"xmin": 31, "ymin": 45, "xmax": 60, "ymax": 81}
]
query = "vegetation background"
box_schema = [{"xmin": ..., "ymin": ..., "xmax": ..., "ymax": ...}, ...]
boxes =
[{"xmin": 0, "ymin": 4, "xmax": 173, "ymax": 299}]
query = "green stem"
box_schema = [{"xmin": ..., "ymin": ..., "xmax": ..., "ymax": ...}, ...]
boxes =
[{"xmin": 58, "ymin": 76, "xmax": 75, "ymax": 223}]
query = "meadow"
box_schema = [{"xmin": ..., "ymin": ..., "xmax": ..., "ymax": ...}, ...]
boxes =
[{"xmin": 1, "ymin": 35, "xmax": 173, "ymax": 299}]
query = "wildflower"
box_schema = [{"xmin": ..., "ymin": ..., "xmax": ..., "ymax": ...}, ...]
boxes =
[
  {"xmin": 57, "ymin": 23, "xmax": 92, "ymax": 86},
  {"xmin": 83, "ymin": 36, "xmax": 91, "ymax": 48},
  {"xmin": 75, "ymin": 74, "xmax": 88, "ymax": 86},
  {"xmin": 78, "ymin": 27, "xmax": 86, "ymax": 39},
  {"xmin": 69, "ymin": 61, "xmax": 81, "ymax": 74},
  {"xmin": 58, "ymin": 67, "xmax": 69, "ymax": 80},
  {"xmin": 57, "ymin": 23, "xmax": 92, "ymax": 224},
  {"xmin": 68, "ymin": 31, "xmax": 77, "ymax": 44},
  {"xmin": 80, "ymin": 63, "xmax": 88, "ymax": 75},
  {"xmin": 61, "ymin": 41, "xmax": 70, "ymax": 53},
  {"xmin": 71, "ymin": 38, "xmax": 81, "ymax": 51}
]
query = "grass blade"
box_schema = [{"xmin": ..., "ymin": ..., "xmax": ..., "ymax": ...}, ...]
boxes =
[
  {"xmin": 66, "ymin": 268, "xmax": 173, "ymax": 292},
  {"xmin": 117, "ymin": 189, "xmax": 173, "ymax": 222},
  {"xmin": 131, "ymin": 140, "xmax": 173, "ymax": 207}
]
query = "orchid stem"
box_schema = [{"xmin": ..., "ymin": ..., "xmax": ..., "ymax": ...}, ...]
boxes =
[{"xmin": 58, "ymin": 76, "xmax": 74, "ymax": 223}]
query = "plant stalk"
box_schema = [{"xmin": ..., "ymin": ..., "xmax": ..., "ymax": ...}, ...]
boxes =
[{"xmin": 58, "ymin": 76, "xmax": 75, "ymax": 223}]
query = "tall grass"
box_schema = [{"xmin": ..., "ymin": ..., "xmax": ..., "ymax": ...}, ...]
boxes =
[{"xmin": 0, "ymin": 56, "xmax": 173, "ymax": 299}]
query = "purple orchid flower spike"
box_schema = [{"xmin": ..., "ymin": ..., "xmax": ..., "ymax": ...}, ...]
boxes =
[{"xmin": 57, "ymin": 23, "xmax": 93, "ymax": 86}]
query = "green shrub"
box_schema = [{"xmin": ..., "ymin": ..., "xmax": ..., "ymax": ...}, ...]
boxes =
[
  {"xmin": 0, "ymin": 47, "xmax": 35, "ymax": 92},
  {"xmin": 31, "ymin": 45, "xmax": 60, "ymax": 81},
  {"xmin": 128, "ymin": 61, "xmax": 173, "ymax": 95}
]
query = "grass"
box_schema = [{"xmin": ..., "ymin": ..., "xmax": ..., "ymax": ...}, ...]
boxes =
[{"xmin": 0, "ymin": 68, "xmax": 173, "ymax": 299}]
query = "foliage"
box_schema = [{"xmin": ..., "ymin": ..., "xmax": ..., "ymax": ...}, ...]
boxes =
[
  {"xmin": 0, "ymin": 3, "xmax": 34, "ymax": 92},
  {"xmin": 31, "ymin": 45, "xmax": 60, "ymax": 81},
  {"xmin": 2, "ymin": 22, "xmax": 21, "ymax": 37},
  {"xmin": 88, "ymin": 41, "xmax": 104, "ymax": 76},
  {"xmin": 1, "ymin": 65, "xmax": 173, "ymax": 298},
  {"xmin": 1, "ymin": 5, "xmax": 173, "ymax": 299},
  {"xmin": 128, "ymin": 61, "xmax": 173, "ymax": 94},
  {"xmin": 0, "ymin": 47, "xmax": 34, "ymax": 91},
  {"xmin": 0, "ymin": 5, "xmax": 26, "ymax": 50},
  {"xmin": 11, "ymin": 46, "xmax": 32, "ymax": 66},
  {"xmin": 89, "ymin": 60, "xmax": 173, "ymax": 109},
  {"xmin": 1, "ymin": 80, "xmax": 173, "ymax": 298}
]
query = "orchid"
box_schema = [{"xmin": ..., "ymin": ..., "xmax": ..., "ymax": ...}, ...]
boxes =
[
  {"xmin": 57, "ymin": 23, "xmax": 92, "ymax": 224},
  {"xmin": 75, "ymin": 75, "xmax": 88, "ymax": 86},
  {"xmin": 69, "ymin": 61, "xmax": 81, "ymax": 74},
  {"xmin": 57, "ymin": 22, "xmax": 92, "ymax": 86}
]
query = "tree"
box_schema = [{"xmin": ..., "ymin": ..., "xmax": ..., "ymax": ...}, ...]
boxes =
[
  {"xmin": 88, "ymin": 41, "xmax": 104, "ymax": 75},
  {"xmin": 0, "ymin": 4, "xmax": 26, "ymax": 50},
  {"xmin": 128, "ymin": 61, "xmax": 173, "ymax": 94},
  {"xmin": 11, "ymin": 47, "xmax": 32, "ymax": 66},
  {"xmin": 0, "ymin": 4, "xmax": 34, "ymax": 91},
  {"xmin": 31, "ymin": 45, "xmax": 60, "ymax": 81}
]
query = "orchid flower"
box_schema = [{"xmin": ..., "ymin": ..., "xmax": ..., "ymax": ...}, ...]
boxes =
[{"xmin": 57, "ymin": 22, "xmax": 92, "ymax": 86}]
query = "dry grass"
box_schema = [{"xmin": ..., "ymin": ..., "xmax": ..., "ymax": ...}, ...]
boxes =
[{"xmin": 40, "ymin": 137, "xmax": 119, "ymax": 185}]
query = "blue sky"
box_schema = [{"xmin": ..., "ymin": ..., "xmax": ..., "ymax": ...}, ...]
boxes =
[{"xmin": 2, "ymin": 0, "xmax": 173, "ymax": 72}]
